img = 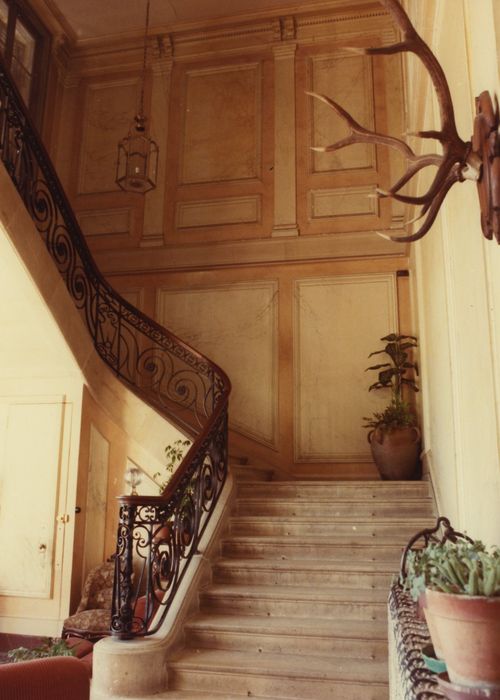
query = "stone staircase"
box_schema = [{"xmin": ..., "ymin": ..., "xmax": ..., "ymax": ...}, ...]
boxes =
[{"xmin": 163, "ymin": 463, "xmax": 435, "ymax": 699}]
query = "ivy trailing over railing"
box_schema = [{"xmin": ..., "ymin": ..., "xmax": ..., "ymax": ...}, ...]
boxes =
[{"xmin": 0, "ymin": 56, "xmax": 230, "ymax": 638}]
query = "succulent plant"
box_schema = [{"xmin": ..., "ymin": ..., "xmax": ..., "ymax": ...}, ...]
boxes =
[{"xmin": 402, "ymin": 539, "xmax": 500, "ymax": 599}]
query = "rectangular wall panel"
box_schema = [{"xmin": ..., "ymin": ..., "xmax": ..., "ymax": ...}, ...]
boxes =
[
  {"xmin": 78, "ymin": 209, "xmax": 131, "ymax": 237},
  {"xmin": 0, "ymin": 398, "xmax": 65, "ymax": 597},
  {"xmin": 78, "ymin": 79, "xmax": 139, "ymax": 195},
  {"xmin": 83, "ymin": 424, "xmax": 110, "ymax": 577},
  {"xmin": 176, "ymin": 196, "xmax": 261, "ymax": 229},
  {"xmin": 180, "ymin": 64, "xmax": 261, "ymax": 184},
  {"xmin": 310, "ymin": 53, "xmax": 375, "ymax": 173},
  {"xmin": 294, "ymin": 274, "xmax": 398, "ymax": 461},
  {"xmin": 157, "ymin": 281, "xmax": 278, "ymax": 446},
  {"xmin": 309, "ymin": 186, "xmax": 379, "ymax": 219}
]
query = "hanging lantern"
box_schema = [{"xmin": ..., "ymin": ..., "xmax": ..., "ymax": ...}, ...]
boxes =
[
  {"xmin": 115, "ymin": 0, "xmax": 158, "ymax": 194},
  {"xmin": 116, "ymin": 113, "xmax": 158, "ymax": 193}
]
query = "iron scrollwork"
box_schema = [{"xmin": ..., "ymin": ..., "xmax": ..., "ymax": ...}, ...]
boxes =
[{"xmin": 0, "ymin": 56, "xmax": 231, "ymax": 638}]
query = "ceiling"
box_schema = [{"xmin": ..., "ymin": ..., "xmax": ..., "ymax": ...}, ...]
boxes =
[{"xmin": 41, "ymin": 0, "xmax": 371, "ymax": 42}]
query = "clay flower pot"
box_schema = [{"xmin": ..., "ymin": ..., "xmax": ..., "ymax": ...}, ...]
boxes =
[
  {"xmin": 418, "ymin": 590, "xmax": 445, "ymax": 659},
  {"xmin": 425, "ymin": 588, "xmax": 500, "ymax": 689},
  {"xmin": 368, "ymin": 425, "xmax": 421, "ymax": 480}
]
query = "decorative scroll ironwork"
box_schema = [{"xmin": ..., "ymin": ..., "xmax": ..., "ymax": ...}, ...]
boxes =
[
  {"xmin": 389, "ymin": 583, "xmax": 444, "ymax": 700},
  {"xmin": 0, "ymin": 55, "xmax": 231, "ymax": 638},
  {"xmin": 389, "ymin": 517, "xmax": 475, "ymax": 699},
  {"xmin": 399, "ymin": 516, "xmax": 474, "ymax": 582}
]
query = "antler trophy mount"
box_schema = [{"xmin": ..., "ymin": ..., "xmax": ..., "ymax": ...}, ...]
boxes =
[{"xmin": 308, "ymin": 0, "xmax": 500, "ymax": 243}]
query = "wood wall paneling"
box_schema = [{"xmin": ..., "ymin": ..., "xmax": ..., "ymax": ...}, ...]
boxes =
[
  {"xmin": 296, "ymin": 44, "xmax": 395, "ymax": 235},
  {"xmin": 166, "ymin": 55, "xmax": 273, "ymax": 244},
  {"xmin": 176, "ymin": 195, "xmax": 261, "ymax": 229},
  {"xmin": 180, "ymin": 64, "xmax": 261, "ymax": 185},
  {"xmin": 78, "ymin": 78, "xmax": 139, "ymax": 196},
  {"xmin": 78, "ymin": 208, "xmax": 131, "ymax": 237},
  {"xmin": 311, "ymin": 53, "xmax": 375, "ymax": 174},
  {"xmin": 156, "ymin": 281, "xmax": 278, "ymax": 447},
  {"xmin": 71, "ymin": 76, "xmax": 148, "ymax": 252},
  {"xmin": 294, "ymin": 273, "xmax": 398, "ymax": 462}
]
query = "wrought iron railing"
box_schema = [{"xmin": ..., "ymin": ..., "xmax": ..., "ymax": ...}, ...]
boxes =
[
  {"xmin": 389, "ymin": 518, "xmax": 474, "ymax": 700},
  {"xmin": 0, "ymin": 55, "xmax": 231, "ymax": 637}
]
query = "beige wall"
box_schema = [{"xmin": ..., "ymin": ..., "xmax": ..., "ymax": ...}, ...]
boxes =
[
  {"xmin": 405, "ymin": 0, "xmax": 500, "ymax": 543},
  {"xmin": 0, "ymin": 165, "xmax": 183, "ymax": 630},
  {"xmin": 43, "ymin": 1, "xmax": 415, "ymax": 477},
  {"xmin": 110, "ymin": 257, "xmax": 410, "ymax": 478},
  {"xmin": 0, "ymin": 197, "xmax": 84, "ymax": 635}
]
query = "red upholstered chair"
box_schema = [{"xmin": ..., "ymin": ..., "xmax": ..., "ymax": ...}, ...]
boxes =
[
  {"xmin": 0, "ymin": 656, "xmax": 90, "ymax": 700},
  {"xmin": 62, "ymin": 561, "xmax": 114, "ymax": 642}
]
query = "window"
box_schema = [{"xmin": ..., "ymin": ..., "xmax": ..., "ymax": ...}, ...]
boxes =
[{"xmin": 0, "ymin": 0, "xmax": 49, "ymax": 123}]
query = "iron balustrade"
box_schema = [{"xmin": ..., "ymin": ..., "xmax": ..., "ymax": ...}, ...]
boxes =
[{"xmin": 0, "ymin": 55, "xmax": 231, "ymax": 638}]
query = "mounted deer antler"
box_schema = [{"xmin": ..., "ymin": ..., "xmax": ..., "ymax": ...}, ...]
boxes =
[{"xmin": 308, "ymin": 0, "xmax": 500, "ymax": 243}]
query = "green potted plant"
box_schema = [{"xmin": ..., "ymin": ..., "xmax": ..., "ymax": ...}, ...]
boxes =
[
  {"xmin": 403, "ymin": 539, "xmax": 500, "ymax": 689},
  {"xmin": 7, "ymin": 637, "xmax": 76, "ymax": 662},
  {"xmin": 153, "ymin": 438, "xmax": 192, "ymax": 546},
  {"xmin": 153, "ymin": 438, "xmax": 192, "ymax": 493},
  {"xmin": 363, "ymin": 333, "xmax": 421, "ymax": 480}
]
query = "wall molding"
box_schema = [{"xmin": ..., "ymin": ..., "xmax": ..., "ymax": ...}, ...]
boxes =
[{"xmin": 293, "ymin": 272, "xmax": 398, "ymax": 463}]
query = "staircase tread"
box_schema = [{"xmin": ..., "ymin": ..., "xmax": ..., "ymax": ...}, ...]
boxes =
[
  {"xmin": 156, "ymin": 694, "xmax": 294, "ymax": 699},
  {"xmin": 238, "ymin": 478, "xmax": 427, "ymax": 485},
  {"xmin": 229, "ymin": 523, "xmax": 432, "ymax": 548},
  {"xmin": 237, "ymin": 496, "xmax": 432, "ymax": 503},
  {"xmin": 237, "ymin": 492, "xmax": 430, "ymax": 501},
  {"xmin": 185, "ymin": 613, "xmax": 388, "ymax": 639},
  {"xmin": 223, "ymin": 535, "xmax": 405, "ymax": 547},
  {"xmin": 214, "ymin": 557, "xmax": 399, "ymax": 573},
  {"xmin": 201, "ymin": 583, "xmax": 389, "ymax": 603},
  {"xmin": 169, "ymin": 647, "xmax": 389, "ymax": 683},
  {"xmin": 231, "ymin": 515, "xmax": 434, "ymax": 523}
]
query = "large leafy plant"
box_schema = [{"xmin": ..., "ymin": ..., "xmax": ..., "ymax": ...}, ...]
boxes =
[
  {"xmin": 153, "ymin": 438, "xmax": 192, "ymax": 493},
  {"xmin": 363, "ymin": 333, "xmax": 419, "ymax": 431}
]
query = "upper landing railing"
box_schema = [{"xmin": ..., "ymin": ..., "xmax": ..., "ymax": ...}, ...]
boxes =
[{"xmin": 0, "ymin": 56, "xmax": 231, "ymax": 637}]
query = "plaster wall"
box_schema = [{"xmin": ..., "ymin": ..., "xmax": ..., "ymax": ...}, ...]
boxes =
[
  {"xmin": 406, "ymin": 0, "xmax": 500, "ymax": 543},
  {"xmin": 0, "ymin": 165, "xmax": 182, "ymax": 632}
]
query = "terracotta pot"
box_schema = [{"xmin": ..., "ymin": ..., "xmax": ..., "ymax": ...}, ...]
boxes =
[
  {"xmin": 423, "ymin": 607, "xmax": 446, "ymax": 660},
  {"xmin": 437, "ymin": 672, "xmax": 500, "ymax": 699},
  {"xmin": 419, "ymin": 590, "xmax": 445, "ymax": 659},
  {"xmin": 425, "ymin": 588, "xmax": 500, "ymax": 689},
  {"xmin": 368, "ymin": 425, "xmax": 421, "ymax": 480}
]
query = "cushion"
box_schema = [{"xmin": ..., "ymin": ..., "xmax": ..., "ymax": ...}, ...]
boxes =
[{"xmin": 63, "ymin": 609, "xmax": 110, "ymax": 635}]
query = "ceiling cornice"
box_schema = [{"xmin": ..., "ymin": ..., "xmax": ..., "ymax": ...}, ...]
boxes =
[{"xmin": 30, "ymin": 0, "xmax": 385, "ymax": 53}]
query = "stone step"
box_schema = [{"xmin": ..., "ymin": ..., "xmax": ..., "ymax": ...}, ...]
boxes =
[
  {"xmin": 221, "ymin": 537, "xmax": 403, "ymax": 562},
  {"xmin": 234, "ymin": 498, "xmax": 434, "ymax": 518},
  {"xmin": 229, "ymin": 515, "xmax": 435, "ymax": 540},
  {"xmin": 154, "ymin": 693, "xmax": 292, "ymax": 700},
  {"xmin": 168, "ymin": 648, "xmax": 389, "ymax": 699},
  {"xmin": 199, "ymin": 583, "xmax": 388, "ymax": 621},
  {"xmin": 212, "ymin": 557, "xmax": 397, "ymax": 588},
  {"xmin": 236, "ymin": 480, "xmax": 431, "ymax": 500},
  {"xmin": 184, "ymin": 613, "xmax": 388, "ymax": 658}
]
